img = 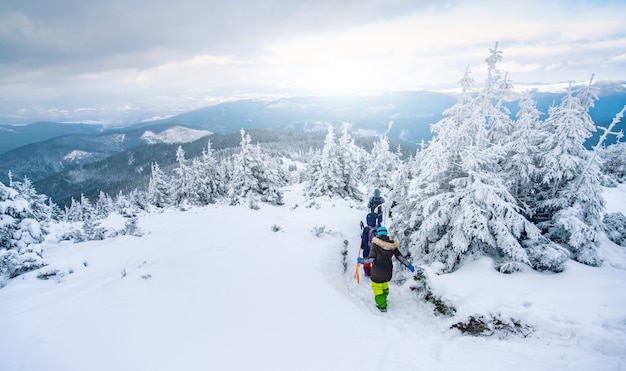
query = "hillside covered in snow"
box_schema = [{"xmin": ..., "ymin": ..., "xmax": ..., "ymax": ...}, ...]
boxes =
[{"xmin": 1, "ymin": 183, "xmax": 625, "ymax": 371}]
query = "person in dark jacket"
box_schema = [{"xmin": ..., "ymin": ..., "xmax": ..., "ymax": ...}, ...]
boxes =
[
  {"xmin": 359, "ymin": 212, "xmax": 379, "ymax": 277},
  {"xmin": 368, "ymin": 189, "xmax": 385, "ymax": 215},
  {"xmin": 357, "ymin": 225, "xmax": 414, "ymax": 312}
]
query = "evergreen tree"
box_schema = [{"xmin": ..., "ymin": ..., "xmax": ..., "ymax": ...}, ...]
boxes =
[
  {"xmin": 503, "ymin": 90, "xmax": 543, "ymax": 207},
  {"xmin": 305, "ymin": 126, "xmax": 342, "ymax": 198},
  {"xmin": 596, "ymin": 105, "xmax": 626, "ymax": 184},
  {"xmin": 78, "ymin": 194, "xmax": 106, "ymax": 241},
  {"xmin": 228, "ymin": 130, "xmax": 285, "ymax": 206},
  {"xmin": 191, "ymin": 141, "xmax": 223, "ymax": 205},
  {"xmin": 534, "ymin": 80, "xmax": 603, "ymax": 265},
  {"xmin": 172, "ymin": 146, "xmax": 193, "ymax": 208},
  {"xmin": 600, "ymin": 141, "xmax": 626, "ymax": 184},
  {"xmin": 365, "ymin": 136, "xmax": 400, "ymax": 192},
  {"xmin": 95, "ymin": 191, "xmax": 114, "ymax": 218},
  {"xmin": 148, "ymin": 162, "xmax": 171, "ymax": 208},
  {"xmin": 336, "ymin": 125, "xmax": 364, "ymax": 200},
  {"xmin": 63, "ymin": 197, "xmax": 83, "ymax": 222},
  {"xmin": 10, "ymin": 176, "xmax": 53, "ymax": 232},
  {"xmin": 115, "ymin": 191, "xmax": 135, "ymax": 217},
  {"xmin": 305, "ymin": 125, "xmax": 362, "ymax": 200},
  {"xmin": 395, "ymin": 47, "xmax": 549, "ymax": 273},
  {"xmin": 0, "ymin": 181, "xmax": 47, "ymax": 283}
]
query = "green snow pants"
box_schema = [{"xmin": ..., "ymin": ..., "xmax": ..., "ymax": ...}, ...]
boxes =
[{"xmin": 371, "ymin": 281, "xmax": 390, "ymax": 309}]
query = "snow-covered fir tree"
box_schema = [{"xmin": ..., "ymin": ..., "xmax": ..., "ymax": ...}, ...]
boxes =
[
  {"xmin": 190, "ymin": 141, "xmax": 224, "ymax": 205},
  {"xmin": 306, "ymin": 126, "xmax": 342, "ymax": 198},
  {"xmin": 9, "ymin": 175, "xmax": 53, "ymax": 231},
  {"xmin": 127, "ymin": 189, "xmax": 150, "ymax": 213},
  {"xmin": 533, "ymin": 80, "xmax": 604, "ymax": 266},
  {"xmin": 503, "ymin": 90, "xmax": 543, "ymax": 206},
  {"xmin": 600, "ymin": 141, "xmax": 626, "ymax": 184},
  {"xmin": 597, "ymin": 105, "xmax": 626, "ymax": 184},
  {"xmin": 306, "ymin": 125, "xmax": 363, "ymax": 200},
  {"xmin": 365, "ymin": 136, "xmax": 400, "ymax": 192},
  {"xmin": 228, "ymin": 129, "xmax": 285, "ymax": 206},
  {"xmin": 0, "ymin": 180, "xmax": 47, "ymax": 284},
  {"xmin": 336, "ymin": 125, "xmax": 364, "ymax": 200},
  {"xmin": 95, "ymin": 191, "xmax": 114, "ymax": 219},
  {"xmin": 393, "ymin": 48, "xmax": 557, "ymax": 273},
  {"xmin": 148, "ymin": 162, "xmax": 171, "ymax": 208},
  {"xmin": 387, "ymin": 151, "xmax": 417, "ymax": 221},
  {"xmin": 171, "ymin": 146, "xmax": 194, "ymax": 208},
  {"xmin": 62, "ymin": 197, "xmax": 84, "ymax": 223},
  {"xmin": 76, "ymin": 194, "xmax": 106, "ymax": 242}
]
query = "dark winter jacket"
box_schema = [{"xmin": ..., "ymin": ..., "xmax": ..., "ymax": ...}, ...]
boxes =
[{"xmin": 360, "ymin": 235, "xmax": 410, "ymax": 283}]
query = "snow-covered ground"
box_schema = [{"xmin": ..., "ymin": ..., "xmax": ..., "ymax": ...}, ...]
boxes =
[{"xmin": 1, "ymin": 183, "xmax": 625, "ymax": 371}]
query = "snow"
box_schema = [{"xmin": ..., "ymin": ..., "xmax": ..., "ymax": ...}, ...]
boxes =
[
  {"xmin": 141, "ymin": 126, "xmax": 211, "ymax": 144},
  {"xmin": 63, "ymin": 150, "xmax": 93, "ymax": 162},
  {"xmin": 1, "ymin": 183, "xmax": 626, "ymax": 371}
]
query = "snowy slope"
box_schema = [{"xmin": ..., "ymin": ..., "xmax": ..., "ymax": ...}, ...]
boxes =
[
  {"xmin": 141, "ymin": 126, "xmax": 211, "ymax": 144},
  {"xmin": 1, "ymin": 184, "xmax": 625, "ymax": 371}
]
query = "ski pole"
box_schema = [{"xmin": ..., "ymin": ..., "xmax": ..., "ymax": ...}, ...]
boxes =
[{"xmin": 355, "ymin": 244, "xmax": 362, "ymax": 284}]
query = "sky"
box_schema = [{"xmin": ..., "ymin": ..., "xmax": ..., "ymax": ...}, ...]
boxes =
[
  {"xmin": 1, "ymin": 0, "xmax": 625, "ymax": 124},
  {"xmin": 0, "ymin": 182, "xmax": 625, "ymax": 370}
]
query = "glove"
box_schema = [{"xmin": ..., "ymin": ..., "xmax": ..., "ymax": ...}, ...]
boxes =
[
  {"xmin": 408, "ymin": 264, "xmax": 415, "ymax": 272},
  {"xmin": 357, "ymin": 257, "xmax": 363, "ymax": 264}
]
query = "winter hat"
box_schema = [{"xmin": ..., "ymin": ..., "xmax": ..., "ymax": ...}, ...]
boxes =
[
  {"xmin": 376, "ymin": 225, "xmax": 388, "ymax": 237},
  {"xmin": 374, "ymin": 189, "xmax": 381, "ymax": 197}
]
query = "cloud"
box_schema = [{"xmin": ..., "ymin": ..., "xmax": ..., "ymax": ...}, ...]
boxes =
[{"xmin": 0, "ymin": 0, "xmax": 625, "ymax": 123}]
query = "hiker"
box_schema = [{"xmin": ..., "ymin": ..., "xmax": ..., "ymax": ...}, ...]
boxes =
[
  {"xmin": 357, "ymin": 225, "xmax": 414, "ymax": 312},
  {"xmin": 359, "ymin": 212, "xmax": 379, "ymax": 277},
  {"xmin": 368, "ymin": 188, "xmax": 385, "ymax": 216}
]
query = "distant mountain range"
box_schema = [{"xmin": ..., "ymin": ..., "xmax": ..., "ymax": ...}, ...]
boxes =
[{"xmin": 0, "ymin": 84, "xmax": 624, "ymax": 206}]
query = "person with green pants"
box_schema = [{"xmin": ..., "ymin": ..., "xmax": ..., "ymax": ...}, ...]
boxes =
[{"xmin": 357, "ymin": 225, "xmax": 414, "ymax": 312}]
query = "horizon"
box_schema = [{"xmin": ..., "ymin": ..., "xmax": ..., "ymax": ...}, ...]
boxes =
[{"xmin": 2, "ymin": 80, "xmax": 625, "ymax": 128}]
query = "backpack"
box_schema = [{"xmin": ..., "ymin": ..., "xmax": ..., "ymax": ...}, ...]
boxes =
[
  {"xmin": 367, "ymin": 225, "xmax": 378, "ymax": 248},
  {"xmin": 361, "ymin": 212, "xmax": 381, "ymax": 253},
  {"xmin": 366, "ymin": 212, "xmax": 378, "ymax": 228},
  {"xmin": 369, "ymin": 196, "xmax": 384, "ymax": 213}
]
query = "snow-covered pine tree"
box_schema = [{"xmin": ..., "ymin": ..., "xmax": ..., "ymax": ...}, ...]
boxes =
[
  {"xmin": 600, "ymin": 141, "xmax": 626, "ymax": 184},
  {"xmin": 63, "ymin": 197, "xmax": 83, "ymax": 222},
  {"xmin": 95, "ymin": 191, "xmax": 114, "ymax": 219},
  {"xmin": 503, "ymin": 90, "xmax": 543, "ymax": 207},
  {"xmin": 336, "ymin": 125, "xmax": 364, "ymax": 200},
  {"xmin": 257, "ymin": 147, "xmax": 288, "ymax": 205},
  {"xmin": 78, "ymin": 194, "xmax": 105, "ymax": 241},
  {"xmin": 395, "ymin": 46, "xmax": 548, "ymax": 273},
  {"xmin": 305, "ymin": 125, "xmax": 344, "ymax": 198},
  {"xmin": 365, "ymin": 136, "xmax": 400, "ymax": 192},
  {"xmin": 534, "ymin": 79, "xmax": 604, "ymax": 266},
  {"xmin": 228, "ymin": 130, "xmax": 285, "ymax": 206},
  {"xmin": 115, "ymin": 191, "xmax": 135, "ymax": 218},
  {"xmin": 305, "ymin": 125, "xmax": 363, "ymax": 200},
  {"xmin": 0, "ymin": 180, "xmax": 47, "ymax": 284},
  {"xmin": 482, "ymin": 44, "xmax": 516, "ymax": 146},
  {"xmin": 148, "ymin": 162, "xmax": 171, "ymax": 208},
  {"xmin": 191, "ymin": 141, "xmax": 223, "ymax": 205},
  {"xmin": 391, "ymin": 66, "xmax": 474, "ymax": 241},
  {"xmin": 128, "ymin": 189, "xmax": 149, "ymax": 212},
  {"xmin": 171, "ymin": 146, "xmax": 194, "ymax": 208},
  {"xmin": 387, "ymin": 150, "xmax": 416, "ymax": 220},
  {"xmin": 10, "ymin": 176, "xmax": 53, "ymax": 231},
  {"xmin": 596, "ymin": 105, "xmax": 626, "ymax": 184}
]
